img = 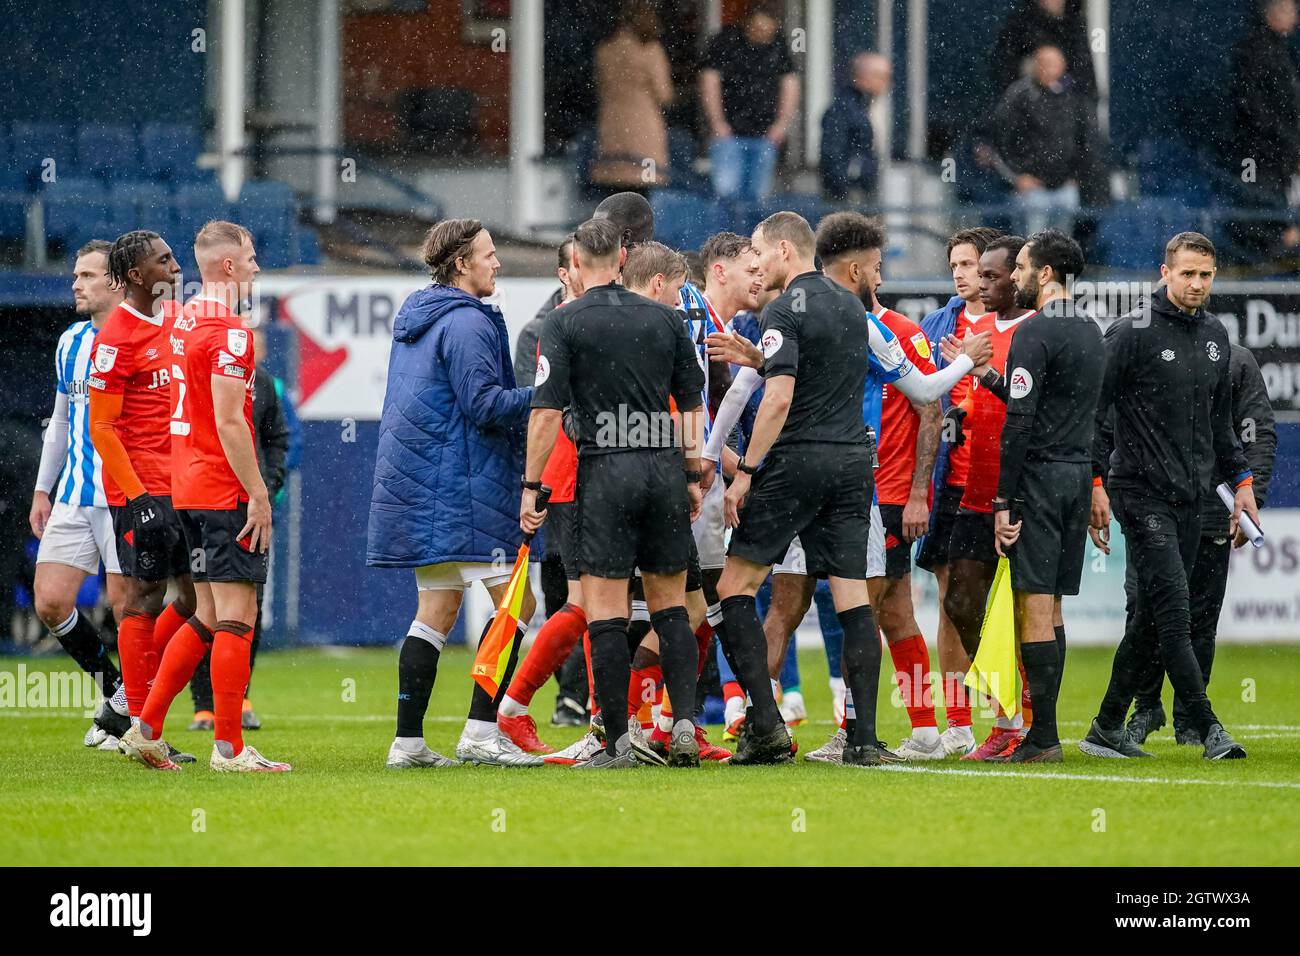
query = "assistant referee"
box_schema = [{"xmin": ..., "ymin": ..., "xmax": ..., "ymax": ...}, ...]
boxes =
[
  {"xmin": 988, "ymin": 229, "xmax": 1104, "ymax": 763},
  {"xmin": 522, "ymin": 218, "xmax": 706, "ymax": 770}
]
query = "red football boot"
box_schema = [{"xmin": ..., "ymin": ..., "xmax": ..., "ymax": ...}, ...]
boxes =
[
  {"xmin": 961, "ymin": 726, "xmax": 1021, "ymax": 761},
  {"xmin": 497, "ymin": 713, "xmax": 555, "ymax": 755}
]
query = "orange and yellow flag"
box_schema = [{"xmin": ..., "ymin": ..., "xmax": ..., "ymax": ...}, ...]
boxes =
[{"xmin": 471, "ymin": 543, "xmax": 532, "ymax": 697}]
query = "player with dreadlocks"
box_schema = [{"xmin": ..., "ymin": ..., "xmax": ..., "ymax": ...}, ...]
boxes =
[{"xmin": 87, "ymin": 230, "xmax": 198, "ymax": 768}]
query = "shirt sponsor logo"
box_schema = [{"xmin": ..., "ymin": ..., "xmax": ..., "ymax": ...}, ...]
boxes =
[
  {"xmin": 1206, "ymin": 340, "xmax": 1221, "ymax": 361},
  {"xmin": 910, "ymin": 332, "xmax": 932, "ymax": 360},
  {"xmin": 1161, "ymin": 349, "xmax": 1176, "ymax": 362},
  {"xmin": 217, "ymin": 349, "xmax": 239, "ymax": 368},
  {"xmin": 535, "ymin": 355, "xmax": 550, "ymax": 387},
  {"xmin": 87, "ymin": 375, "xmax": 106, "ymax": 390},
  {"xmin": 222, "ymin": 364, "xmax": 248, "ymax": 378},
  {"xmin": 93, "ymin": 344, "xmax": 117, "ymax": 373},
  {"xmin": 1008, "ymin": 366, "xmax": 1033, "ymax": 399},
  {"xmin": 760, "ymin": 330, "xmax": 783, "ymax": 358},
  {"xmin": 227, "ymin": 328, "xmax": 249, "ymax": 357}
]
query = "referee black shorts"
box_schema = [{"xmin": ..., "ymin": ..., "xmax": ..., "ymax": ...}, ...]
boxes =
[
  {"xmin": 575, "ymin": 449, "xmax": 692, "ymax": 579},
  {"xmin": 728, "ymin": 442, "xmax": 872, "ymax": 580},
  {"xmin": 915, "ymin": 483, "xmax": 964, "ymax": 573},
  {"xmin": 546, "ymin": 501, "xmax": 581, "ymax": 582},
  {"xmin": 110, "ymin": 495, "xmax": 190, "ymax": 582},
  {"xmin": 1009, "ymin": 460, "xmax": 1091, "ymax": 595}
]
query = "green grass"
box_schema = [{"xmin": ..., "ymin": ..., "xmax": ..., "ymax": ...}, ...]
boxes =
[{"xmin": 3, "ymin": 645, "xmax": 1299, "ymax": 866}]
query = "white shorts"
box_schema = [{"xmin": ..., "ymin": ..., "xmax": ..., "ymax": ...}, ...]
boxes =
[
  {"xmin": 772, "ymin": 504, "xmax": 885, "ymax": 579},
  {"xmin": 35, "ymin": 502, "xmax": 120, "ymax": 576},
  {"xmin": 414, "ymin": 561, "xmax": 513, "ymax": 592},
  {"xmin": 866, "ymin": 503, "xmax": 886, "ymax": 580},
  {"xmin": 691, "ymin": 477, "xmax": 727, "ymax": 570}
]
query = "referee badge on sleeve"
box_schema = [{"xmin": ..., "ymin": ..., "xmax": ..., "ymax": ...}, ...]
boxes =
[
  {"xmin": 535, "ymin": 355, "xmax": 551, "ymax": 387},
  {"xmin": 1008, "ymin": 367, "xmax": 1033, "ymax": 399},
  {"xmin": 760, "ymin": 330, "xmax": 783, "ymax": 357}
]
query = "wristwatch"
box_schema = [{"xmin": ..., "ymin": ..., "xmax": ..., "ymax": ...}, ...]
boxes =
[
  {"xmin": 991, "ymin": 499, "xmax": 1012, "ymax": 513},
  {"xmin": 736, "ymin": 457, "xmax": 758, "ymax": 476},
  {"xmin": 684, "ymin": 470, "xmax": 703, "ymax": 484},
  {"xmin": 980, "ymin": 368, "xmax": 1002, "ymax": 390},
  {"xmin": 520, "ymin": 478, "xmax": 544, "ymax": 491}
]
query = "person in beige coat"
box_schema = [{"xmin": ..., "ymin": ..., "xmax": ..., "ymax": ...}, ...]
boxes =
[{"xmin": 592, "ymin": 1, "xmax": 673, "ymax": 191}]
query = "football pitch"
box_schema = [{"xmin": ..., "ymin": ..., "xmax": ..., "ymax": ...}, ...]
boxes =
[{"xmin": 3, "ymin": 645, "xmax": 1299, "ymax": 867}]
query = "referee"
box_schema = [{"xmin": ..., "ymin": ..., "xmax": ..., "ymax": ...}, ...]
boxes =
[
  {"xmin": 716, "ymin": 211, "xmax": 883, "ymax": 767},
  {"xmin": 1085, "ymin": 232, "xmax": 1258, "ymax": 761},
  {"xmin": 988, "ymin": 230, "xmax": 1104, "ymax": 763},
  {"xmin": 522, "ymin": 218, "xmax": 706, "ymax": 769}
]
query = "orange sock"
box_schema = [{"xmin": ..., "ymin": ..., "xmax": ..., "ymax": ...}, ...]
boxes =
[
  {"xmin": 888, "ymin": 634, "xmax": 937, "ymax": 729},
  {"xmin": 140, "ymin": 618, "xmax": 212, "ymax": 739},
  {"xmin": 943, "ymin": 670, "xmax": 972, "ymax": 728},
  {"xmin": 116, "ymin": 609, "xmax": 158, "ymax": 716},
  {"xmin": 582, "ymin": 630, "xmax": 597, "ymax": 716},
  {"xmin": 628, "ymin": 664, "xmax": 662, "ymax": 717},
  {"xmin": 152, "ymin": 600, "xmax": 189, "ymax": 657},
  {"xmin": 212, "ymin": 620, "xmax": 254, "ymax": 756}
]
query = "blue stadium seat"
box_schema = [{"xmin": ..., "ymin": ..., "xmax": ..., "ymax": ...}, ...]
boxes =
[
  {"xmin": 172, "ymin": 178, "xmax": 233, "ymax": 245},
  {"xmin": 76, "ymin": 123, "xmax": 140, "ymax": 181},
  {"xmin": 650, "ymin": 189, "xmax": 730, "ymax": 252},
  {"xmin": 1094, "ymin": 199, "xmax": 1181, "ymax": 271},
  {"xmin": 237, "ymin": 180, "xmax": 299, "ymax": 268},
  {"xmin": 140, "ymin": 122, "xmax": 202, "ymax": 181},
  {"xmin": 10, "ymin": 121, "xmax": 75, "ymax": 187},
  {"xmin": 118, "ymin": 181, "xmax": 173, "ymax": 234},
  {"xmin": 42, "ymin": 176, "xmax": 109, "ymax": 242}
]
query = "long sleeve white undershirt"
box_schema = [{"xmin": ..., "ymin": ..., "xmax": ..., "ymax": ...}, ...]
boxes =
[{"xmin": 34, "ymin": 391, "xmax": 70, "ymax": 494}]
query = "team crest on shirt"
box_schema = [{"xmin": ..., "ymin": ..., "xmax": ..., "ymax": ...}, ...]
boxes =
[
  {"xmin": 761, "ymin": 330, "xmax": 783, "ymax": 358},
  {"xmin": 93, "ymin": 344, "xmax": 117, "ymax": 373},
  {"xmin": 911, "ymin": 332, "xmax": 931, "ymax": 360},
  {"xmin": 1008, "ymin": 367, "xmax": 1033, "ymax": 399},
  {"xmin": 227, "ymin": 328, "xmax": 249, "ymax": 357},
  {"xmin": 535, "ymin": 355, "xmax": 551, "ymax": 387},
  {"xmin": 1206, "ymin": 341, "xmax": 1220, "ymax": 362},
  {"xmin": 1161, "ymin": 349, "xmax": 1176, "ymax": 362}
]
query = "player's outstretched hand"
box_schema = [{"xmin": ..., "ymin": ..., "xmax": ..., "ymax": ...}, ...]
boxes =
[
  {"xmin": 240, "ymin": 494, "xmax": 273, "ymax": 554},
  {"xmin": 706, "ymin": 331, "xmax": 763, "ymax": 369},
  {"xmin": 29, "ymin": 490, "xmax": 51, "ymax": 539},
  {"xmin": 724, "ymin": 472, "xmax": 750, "ymax": 528},
  {"xmin": 960, "ymin": 330, "xmax": 994, "ymax": 367}
]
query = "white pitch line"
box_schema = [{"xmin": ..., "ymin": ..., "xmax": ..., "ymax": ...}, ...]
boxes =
[{"xmin": 875, "ymin": 764, "xmax": 1300, "ymax": 790}]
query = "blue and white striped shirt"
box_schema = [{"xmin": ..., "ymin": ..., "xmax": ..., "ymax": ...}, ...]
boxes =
[
  {"xmin": 677, "ymin": 281, "xmax": 723, "ymax": 436},
  {"xmin": 54, "ymin": 320, "xmax": 107, "ymax": 507}
]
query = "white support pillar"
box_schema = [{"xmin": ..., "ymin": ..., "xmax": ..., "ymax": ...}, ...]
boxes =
[
  {"xmin": 509, "ymin": 0, "xmax": 545, "ymax": 237},
  {"xmin": 804, "ymin": 0, "xmax": 833, "ymax": 167},
  {"xmin": 874, "ymin": 0, "xmax": 893, "ymax": 172},
  {"xmin": 906, "ymin": 0, "xmax": 927, "ymax": 161},
  {"xmin": 315, "ymin": 0, "xmax": 340, "ymax": 224},
  {"xmin": 219, "ymin": 0, "xmax": 247, "ymax": 202},
  {"xmin": 703, "ymin": 0, "xmax": 722, "ymax": 39},
  {"xmin": 1087, "ymin": 0, "xmax": 1110, "ymax": 139}
]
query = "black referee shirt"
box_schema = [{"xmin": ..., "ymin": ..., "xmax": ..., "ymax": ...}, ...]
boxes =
[
  {"xmin": 997, "ymin": 296, "xmax": 1105, "ymax": 501},
  {"xmin": 760, "ymin": 271, "xmax": 870, "ymax": 449},
  {"xmin": 533, "ymin": 282, "xmax": 704, "ymax": 457}
]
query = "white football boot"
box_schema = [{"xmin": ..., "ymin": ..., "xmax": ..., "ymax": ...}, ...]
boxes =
[
  {"xmin": 211, "ymin": 744, "xmax": 292, "ymax": 772},
  {"xmin": 386, "ymin": 739, "xmax": 456, "ymax": 768},
  {"xmin": 456, "ymin": 728, "xmax": 544, "ymax": 767}
]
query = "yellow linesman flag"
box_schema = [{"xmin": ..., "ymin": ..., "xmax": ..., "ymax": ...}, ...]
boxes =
[
  {"xmin": 964, "ymin": 556, "xmax": 1020, "ymax": 718},
  {"xmin": 471, "ymin": 543, "xmax": 532, "ymax": 698}
]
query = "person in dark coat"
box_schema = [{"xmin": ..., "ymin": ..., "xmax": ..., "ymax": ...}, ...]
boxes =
[
  {"xmin": 819, "ymin": 51, "xmax": 891, "ymax": 202},
  {"xmin": 990, "ymin": 0, "xmax": 1097, "ymax": 102},
  {"xmin": 367, "ymin": 218, "xmax": 541, "ymax": 769},
  {"xmin": 1227, "ymin": 0, "xmax": 1300, "ymax": 262}
]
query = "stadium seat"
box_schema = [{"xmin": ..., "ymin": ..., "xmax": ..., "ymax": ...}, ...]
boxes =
[
  {"xmin": 41, "ymin": 176, "xmax": 110, "ymax": 242},
  {"xmin": 650, "ymin": 189, "xmax": 730, "ymax": 252},
  {"xmin": 238, "ymin": 179, "xmax": 299, "ymax": 268},
  {"xmin": 1094, "ymin": 199, "xmax": 1181, "ymax": 271},
  {"xmin": 117, "ymin": 181, "xmax": 172, "ymax": 234},
  {"xmin": 10, "ymin": 121, "xmax": 75, "ymax": 187},
  {"xmin": 139, "ymin": 122, "xmax": 203, "ymax": 181},
  {"xmin": 76, "ymin": 123, "xmax": 140, "ymax": 181},
  {"xmin": 172, "ymin": 178, "xmax": 233, "ymax": 244}
]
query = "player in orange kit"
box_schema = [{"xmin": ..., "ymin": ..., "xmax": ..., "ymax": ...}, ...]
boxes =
[
  {"xmin": 119, "ymin": 221, "xmax": 290, "ymax": 772},
  {"xmin": 87, "ymin": 230, "xmax": 196, "ymax": 763}
]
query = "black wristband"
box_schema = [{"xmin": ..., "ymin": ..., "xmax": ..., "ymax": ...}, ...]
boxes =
[
  {"xmin": 736, "ymin": 457, "xmax": 758, "ymax": 476},
  {"xmin": 521, "ymin": 478, "xmax": 543, "ymax": 491},
  {"xmin": 991, "ymin": 499, "xmax": 1012, "ymax": 513},
  {"xmin": 684, "ymin": 470, "xmax": 703, "ymax": 484}
]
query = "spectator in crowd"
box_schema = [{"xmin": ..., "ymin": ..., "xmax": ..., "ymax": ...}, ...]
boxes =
[
  {"xmin": 699, "ymin": 0, "xmax": 799, "ymax": 201},
  {"xmin": 819, "ymin": 51, "xmax": 891, "ymax": 202},
  {"xmin": 591, "ymin": 1, "xmax": 673, "ymax": 194},
  {"xmin": 991, "ymin": 0, "xmax": 1097, "ymax": 102},
  {"xmin": 981, "ymin": 45, "xmax": 1100, "ymax": 235},
  {"xmin": 1227, "ymin": 0, "xmax": 1300, "ymax": 262}
]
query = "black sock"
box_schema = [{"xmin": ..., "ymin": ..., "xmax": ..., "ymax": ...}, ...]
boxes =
[
  {"xmin": 627, "ymin": 617, "xmax": 652, "ymax": 657},
  {"xmin": 191, "ymin": 649, "xmax": 214, "ymax": 712},
  {"xmin": 630, "ymin": 643, "xmax": 660, "ymax": 671},
  {"xmin": 589, "ymin": 618, "xmax": 631, "ymax": 755},
  {"xmin": 839, "ymin": 604, "xmax": 880, "ymax": 747},
  {"xmin": 397, "ymin": 631, "xmax": 442, "ymax": 738},
  {"xmin": 1022, "ymin": 641, "xmax": 1061, "ymax": 747},
  {"xmin": 51, "ymin": 610, "xmax": 121, "ymax": 697},
  {"xmin": 651, "ymin": 606, "xmax": 696, "ymax": 729},
  {"xmin": 719, "ymin": 595, "xmax": 780, "ymax": 733},
  {"xmin": 1054, "ymin": 623, "xmax": 1067, "ymax": 693}
]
